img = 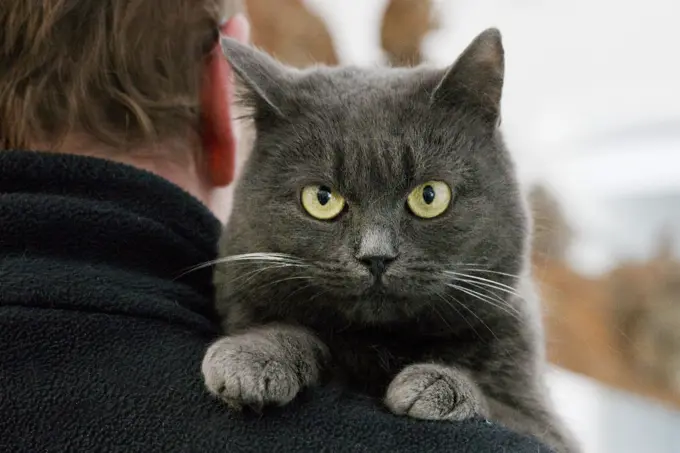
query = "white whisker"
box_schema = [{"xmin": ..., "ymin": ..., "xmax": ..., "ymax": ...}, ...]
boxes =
[
  {"xmin": 428, "ymin": 297, "xmax": 455, "ymax": 331},
  {"xmin": 443, "ymin": 270, "xmax": 526, "ymax": 302},
  {"xmin": 456, "ymin": 285, "xmax": 517, "ymax": 317},
  {"xmin": 433, "ymin": 292, "xmax": 484, "ymax": 339},
  {"xmin": 461, "ymin": 267, "xmax": 524, "ymax": 279},
  {"xmin": 281, "ymin": 282, "xmax": 315, "ymax": 304},
  {"xmin": 176, "ymin": 252, "xmax": 309, "ymax": 279},
  {"xmin": 457, "ymin": 279, "xmax": 514, "ymax": 307},
  {"xmin": 462, "ymin": 280, "xmax": 526, "ymax": 304},
  {"xmin": 225, "ymin": 263, "xmax": 303, "ymax": 293},
  {"xmin": 462, "ymin": 284, "xmax": 520, "ymax": 318},
  {"xmin": 444, "ymin": 271, "xmax": 522, "ymax": 298},
  {"xmin": 236, "ymin": 275, "xmax": 315, "ymax": 296},
  {"xmin": 437, "ymin": 291, "xmax": 497, "ymax": 340},
  {"xmin": 307, "ymin": 288, "xmax": 330, "ymax": 304},
  {"xmin": 458, "ymin": 278, "xmax": 526, "ymax": 303},
  {"xmin": 446, "ymin": 283, "xmax": 520, "ymax": 321}
]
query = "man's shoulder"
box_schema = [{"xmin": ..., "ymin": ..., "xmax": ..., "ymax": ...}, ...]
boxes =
[{"xmin": 0, "ymin": 302, "xmax": 548, "ymax": 453}]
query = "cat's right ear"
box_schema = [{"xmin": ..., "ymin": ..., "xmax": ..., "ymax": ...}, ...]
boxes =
[{"xmin": 220, "ymin": 37, "xmax": 290, "ymax": 121}]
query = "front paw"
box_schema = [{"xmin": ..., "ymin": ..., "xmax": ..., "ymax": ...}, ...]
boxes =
[
  {"xmin": 385, "ymin": 363, "xmax": 486, "ymax": 421},
  {"xmin": 202, "ymin": 335, "xmax": 311, "ymax": 410}
]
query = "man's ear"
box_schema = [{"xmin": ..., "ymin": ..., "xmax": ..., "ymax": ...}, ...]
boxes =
[
  {"xmin": 220, "ymin": 37, "xmax": 292, "ymax": 122},
  {"xmin": 431, "ymin": 28, "xmax": 505, "ymax": 127},
  {"xmin": 200, "ymin": 15, "xmax": 249, "ymax": 188}
]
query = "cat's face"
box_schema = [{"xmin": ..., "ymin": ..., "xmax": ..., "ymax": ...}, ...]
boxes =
[{"xmin": 217, "ymin": 30, "xmax": 529, "ymax": 326}]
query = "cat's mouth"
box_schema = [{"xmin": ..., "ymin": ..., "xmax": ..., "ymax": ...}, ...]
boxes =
[
  {"xmin": 353, "ymin": 271, "xmax": 433, "ymax": 299},
  {"xmin": 363, "ymin": 275, "xmax": 404, "ymax": 298}
]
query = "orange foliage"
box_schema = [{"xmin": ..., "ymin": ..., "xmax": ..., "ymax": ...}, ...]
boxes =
[{"xmin": 245, "ymin": 0, "xmax": 337, "ymax": 67}]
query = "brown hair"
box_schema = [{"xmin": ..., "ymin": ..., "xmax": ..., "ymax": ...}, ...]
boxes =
[{"xmin": 0, "ymin": 0, "xmax": 240, "ymax": 152}]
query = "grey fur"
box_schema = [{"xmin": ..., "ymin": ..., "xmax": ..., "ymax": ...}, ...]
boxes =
[{"xmin": 203, "ymin": 28, "xmax": 579, "ymax": 452}]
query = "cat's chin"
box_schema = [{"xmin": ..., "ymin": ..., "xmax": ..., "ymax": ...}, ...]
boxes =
[
  {"xmin": 332, "ymin": 284, "xmax": 429, "ymax": 325},
  {"xmin": 344, "ymin": 297, "xmax": 409, "ymax": 325},
  {"xmin": 363, "ymin": 280, "xmax": 388, "ymax": 295}
]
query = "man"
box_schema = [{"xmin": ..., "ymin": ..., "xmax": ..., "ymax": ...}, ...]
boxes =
[{"xmin": 0, "ymin": 1, "xmax": 550, "ymax": 452}]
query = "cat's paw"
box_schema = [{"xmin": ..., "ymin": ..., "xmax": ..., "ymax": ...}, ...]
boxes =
[
  {"xmin": 385, "ymin": 363, "xmax": 486, "ymax": 421},
  {"xmin": 201, "ymin": 335, "xmax": 307, "ymax": 410}
]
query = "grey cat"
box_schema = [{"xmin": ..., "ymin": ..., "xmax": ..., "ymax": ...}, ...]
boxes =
[{"xmin": 202, "ymin": 29, "xmax": 578, "ymax": 453}]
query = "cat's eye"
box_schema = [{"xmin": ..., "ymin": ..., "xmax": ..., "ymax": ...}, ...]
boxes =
[
  {"xmin": 301, "ymin": 185, "xmax": 346, "ymax": 220},
  {"xmin": 407, "ymin": 181, "xmax": 452, "ymax": 219}
]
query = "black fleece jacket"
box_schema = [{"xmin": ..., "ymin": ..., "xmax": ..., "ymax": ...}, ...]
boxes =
[{"xmin": 0, "ymin": 150, "xmax": 551, "ymax": 453}]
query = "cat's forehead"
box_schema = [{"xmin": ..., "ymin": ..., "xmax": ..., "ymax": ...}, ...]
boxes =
[
  {"xmin": 276, "ymin": 87, "xmax": 469, "ymax": 199},
  {"xmin": 289, "ymin": 67, "xmax": 456, "ymax": 148},
  {"xmin": 259, "ymin": 67, "xmax": 496, "ymax": 199},
  {"xmin": 296, "ymin": 66, "xmax": 438, "ymax": 112}
]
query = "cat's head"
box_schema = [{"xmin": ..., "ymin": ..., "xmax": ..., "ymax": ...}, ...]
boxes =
[{"xmin": 217, "ymin": 29, "xmax": 529, "ymax": 327}]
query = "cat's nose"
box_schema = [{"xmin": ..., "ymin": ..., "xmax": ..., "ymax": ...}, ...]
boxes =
[
  {"xmin": 359, "ymin": 255, "xmax": 396, "ymax": 278},
  {"xmin": 356, "ymin": 227, "xmax": 399, "ymax": 278}
]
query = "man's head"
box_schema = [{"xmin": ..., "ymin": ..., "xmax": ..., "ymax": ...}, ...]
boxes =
[{"xmin": 0, "ymin": 0, "xmax": 247, "ymax": 220}]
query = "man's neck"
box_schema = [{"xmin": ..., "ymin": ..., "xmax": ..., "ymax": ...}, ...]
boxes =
[{"xmin": 31, "ymin": 135, "xmax": 222, "ymax": 221}]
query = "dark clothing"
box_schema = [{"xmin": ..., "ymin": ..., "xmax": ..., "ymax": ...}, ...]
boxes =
[{"xmin": 0, "ymin": 150, "xmax": 550, "ymax": 452}]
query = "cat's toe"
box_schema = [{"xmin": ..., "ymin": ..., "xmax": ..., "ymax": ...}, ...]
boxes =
[
  {"xmin": 385, "ymin": 363, "xmax": 484, "ymax": 421},
  {"xmin": 201, "ymin": 337, "xmax": 301, "ymax": 409}
]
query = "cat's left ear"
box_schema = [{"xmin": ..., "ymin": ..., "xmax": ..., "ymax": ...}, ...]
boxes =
[{"xmin": 431, "ymin": 28, "xmax": 504, "ymax": 127}]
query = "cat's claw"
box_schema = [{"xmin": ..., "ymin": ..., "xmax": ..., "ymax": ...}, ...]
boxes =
[
  {"xmin": 385, "ymin": 363, "xmax": 486, "ymax": 421},
  {"xmin": 201, "ymin": 336, "xmax": 303, "ymax": 410}
]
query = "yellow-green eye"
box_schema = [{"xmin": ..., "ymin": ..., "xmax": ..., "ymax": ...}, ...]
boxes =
[
  {"xmin": 407, "ymin": 181, "xmax": 452, "ymax": 219},
  {"xmin": 301, "ymin": 185, "xmax": 346, "ymax": 220}
]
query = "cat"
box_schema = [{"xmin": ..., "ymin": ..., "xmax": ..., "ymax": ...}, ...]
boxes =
[{"xmin": 201, "ymin": 29, "xmax": 578, "ymax": 453}]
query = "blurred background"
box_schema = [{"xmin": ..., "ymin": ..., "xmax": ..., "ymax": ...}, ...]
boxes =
[{"xmin": 242, "ymin": 0, "xmax": 680, "ymax": 451}]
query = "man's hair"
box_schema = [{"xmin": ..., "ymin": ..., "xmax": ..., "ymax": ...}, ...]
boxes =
[{"xmin": 0, "ymin": 0, "xmax": 240, "ymax": 151}]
